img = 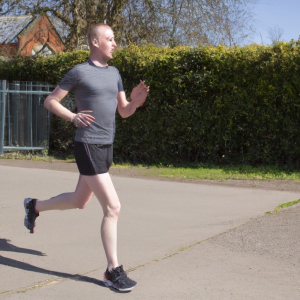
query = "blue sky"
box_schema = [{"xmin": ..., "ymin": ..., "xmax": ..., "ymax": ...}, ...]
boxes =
[{"xmin": 250, "ymin": 0, "xmax": 300, "ymax": 45}]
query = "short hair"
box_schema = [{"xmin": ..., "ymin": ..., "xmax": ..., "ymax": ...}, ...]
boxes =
[{"xmin": 88, "ymin": 24, "xmax": 111, "ymax": 43}]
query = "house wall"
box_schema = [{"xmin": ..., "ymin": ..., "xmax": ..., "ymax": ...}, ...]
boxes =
[
  {"xmin": 0, "ymin": 15, "xmax": 65, "ymax": 57},
  {"xmin": 18, "ymin": 16, "xmax": 65, "ymax": 56},
  {"xmin": 0, "ymin": 43, "xmax": 18, "ymax": 57}
]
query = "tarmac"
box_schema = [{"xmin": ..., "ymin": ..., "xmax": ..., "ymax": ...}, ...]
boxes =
[{"xmin": 0, "ymin": 160, "xmax": 299, "ymax": 299}]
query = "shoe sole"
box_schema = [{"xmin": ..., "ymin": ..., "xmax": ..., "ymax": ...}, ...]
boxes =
[
  {"xmin": 24, "ymin": 198, "xmax": 35, "ymax": 233},
  {"xmin": 103, "ymin": 273, "xmax": 135, "ymax": 292}
]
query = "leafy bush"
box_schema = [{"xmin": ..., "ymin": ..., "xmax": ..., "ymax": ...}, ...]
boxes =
[
  {"xmin": 49, "ymin": 114, "xmax": 77, "ymax": 155},
  {"xmin": 1, "ymin": 41, "xmax": 300, "ymax": 165}
]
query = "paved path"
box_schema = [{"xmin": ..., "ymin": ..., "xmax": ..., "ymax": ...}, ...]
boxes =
[{"xmin": 0, "ymin": 162, "xmax": 299, "ymax": 299}]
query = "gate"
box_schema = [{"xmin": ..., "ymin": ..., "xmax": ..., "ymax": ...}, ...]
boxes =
[{"xmin": 0, "ymin": 80, "xmax": 55, "ymax": 155}]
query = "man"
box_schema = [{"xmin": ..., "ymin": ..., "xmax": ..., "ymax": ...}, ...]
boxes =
[{"xmin": 24, "ymin": 23, "xmax": 149, "ymax": 292}]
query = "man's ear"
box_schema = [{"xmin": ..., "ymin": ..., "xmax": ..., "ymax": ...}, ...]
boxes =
[{"xmin": 92, "ymin": 38, "xmax": 99, "ymax": 48}]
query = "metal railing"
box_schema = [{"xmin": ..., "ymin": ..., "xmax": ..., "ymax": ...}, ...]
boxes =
[{"xmin": 0, "ymin": 80, "xmax": 56, "ymax": 155}]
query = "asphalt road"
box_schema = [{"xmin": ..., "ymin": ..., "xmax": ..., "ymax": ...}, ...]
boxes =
[{"xmin": 0, "ymin": 160, "xmax": 299, "ymax": 299}]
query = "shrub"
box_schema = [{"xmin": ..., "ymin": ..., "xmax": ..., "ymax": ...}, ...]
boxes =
[{"xmin": 1, "ymin": 41, "xmax": 300, "ymax": 165}]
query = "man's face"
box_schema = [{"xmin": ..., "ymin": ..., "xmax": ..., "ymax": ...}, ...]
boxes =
[{"xmin": 92, "ymin": 28, "xmax": 117, "ymax": 60}]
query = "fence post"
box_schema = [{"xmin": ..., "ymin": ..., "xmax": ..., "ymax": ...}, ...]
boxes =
[{"xmin": 0, "ymin": 80, "xmax": 6, "ymax": 155}]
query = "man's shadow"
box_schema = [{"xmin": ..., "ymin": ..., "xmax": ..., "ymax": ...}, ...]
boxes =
[
  {"xmin": 0, "ymin": 239, "xmax": 46, "ymax": 256},
  {"xmin": 0, "ymin": 239, "xmax": 105, "ymax": 287}
]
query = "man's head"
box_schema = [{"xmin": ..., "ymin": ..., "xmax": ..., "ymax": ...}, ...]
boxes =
[{"xmin": 88, "ymin": 24, "xmax": 117, "ymax": 60}]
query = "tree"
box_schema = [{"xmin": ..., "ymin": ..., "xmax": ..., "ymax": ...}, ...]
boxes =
[
  {"xmin": 0, "ymin": 0, "xmax": 259, "ymax": 50},
  {"xmin": 157, "ymin": 0, "xmax": 258, "ymax": 47},
  {"xmin": 0, "ymin": 0, "xmax": 25, "ymax": 16},
  {"xmin": 267, "ymin": 24, "xmax": 284, "ymax": 44},
  {"xmin": 114, "ymin": 1, "xmax": 166, "ymax": 46},
  {"xmin": 0, "ymin": 0, "xmax": 130, "ymax": 50}
]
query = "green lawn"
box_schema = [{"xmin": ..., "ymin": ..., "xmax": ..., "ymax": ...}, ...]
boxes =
[
  {"xmin": 2, "ymin": 153, "xmax": 300, "ymax": 181},
  {"xmin": 112, "ymin": 163, "xmax": 300, "ymax": 181}
]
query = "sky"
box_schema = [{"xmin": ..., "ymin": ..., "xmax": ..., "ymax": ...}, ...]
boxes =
[{"xmin": 249, "ymin": 0, "xmax": 300, "ymax": 45}]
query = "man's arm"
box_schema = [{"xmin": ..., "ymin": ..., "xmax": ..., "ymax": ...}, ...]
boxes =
[
  {"xmin": 44, "ymin": 86, "xmax": 94, "ymax": 127},
  {"xmin": 117, "ymin": 81, "xmax": 149, "ymax": 118}
]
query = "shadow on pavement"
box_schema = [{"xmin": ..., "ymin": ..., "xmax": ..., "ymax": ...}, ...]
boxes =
[
  {"xmin": 0, "ymin": 254, "xmax": 106, "ymax": 288},
  {"xmin": 0, "ymin": 240, "xmax": 131, "ymax": 293},
  {"xmin": 0, "ymin": 239, "xmax": 46, "ymax": 256}
]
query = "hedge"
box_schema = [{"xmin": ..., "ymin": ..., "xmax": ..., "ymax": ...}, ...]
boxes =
[{"xmin": 1, "ymin": 41, "xmax": 300, "ymax": 165}]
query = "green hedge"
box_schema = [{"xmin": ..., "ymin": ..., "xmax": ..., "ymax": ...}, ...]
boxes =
[{"xmin": 1, "ymin": 41, "xmax": 300, "ymax": 165}]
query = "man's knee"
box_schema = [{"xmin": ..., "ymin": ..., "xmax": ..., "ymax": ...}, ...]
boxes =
[
  {"xmin": 107, "ymin": 202, "xmax": 121, "ymax": 218},
  {"xmin": 77, "ymin": 202, "xmax": 87, "ymax": 209}
]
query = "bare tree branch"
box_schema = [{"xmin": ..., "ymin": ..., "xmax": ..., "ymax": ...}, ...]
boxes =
[
  {"xmin": 267, "ymin": 24, "xmax": 284, "ymax": 44},
  {"xmin": 0, "ymin": 0, "xmax": 259, "ymax": 50}
]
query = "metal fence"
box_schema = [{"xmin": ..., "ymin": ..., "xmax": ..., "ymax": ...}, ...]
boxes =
[{"xmin": 0, "ymin": 80, "xmax": 55, "ymax": 155}]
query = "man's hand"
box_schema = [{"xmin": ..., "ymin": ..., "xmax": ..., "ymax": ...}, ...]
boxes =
[
  {"xmin": 117, "ymin": 81, "xmax": 150, "ymax": 118},
  {"xmin": 130, "ymin": 81, "xmax": 150, "ymax": 108},
  {"xmin": 72, "ymin": 110, "xmax": 95, "ymax": 127}
]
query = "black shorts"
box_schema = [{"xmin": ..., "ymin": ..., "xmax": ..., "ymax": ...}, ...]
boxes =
[{"xmin": 74, "ymin": 142, "xmax": 113, "ymax": 175}]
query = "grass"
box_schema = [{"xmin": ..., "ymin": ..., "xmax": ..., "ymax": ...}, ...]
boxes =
[
  {"xmin": 112, "ymin": 162, "xmax": 300, "ymax": 181},
  {"xmin": 266, "ymin": 199, "xmax": 300, "ymax": 214},
  {"xmin": 0, "ymin": 151, "xmax": 75, "ymax": 163},
  {"xmin": 2, "ymin": 151, "xmax": 300, "ymax": 182}
]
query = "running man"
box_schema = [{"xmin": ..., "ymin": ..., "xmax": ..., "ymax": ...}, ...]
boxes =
[{"xmin": 23, "ymin": 23, "xmax": 149, "ymax": 292}]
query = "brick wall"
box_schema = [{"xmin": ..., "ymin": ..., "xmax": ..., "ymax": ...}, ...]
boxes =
[
  {"xmin": 1, "ymin": 15, "xmax": 65, "ymax": 57},
  {"xmin": 0, "ymin": 43, "xmax": 18, "ymax": 57}
]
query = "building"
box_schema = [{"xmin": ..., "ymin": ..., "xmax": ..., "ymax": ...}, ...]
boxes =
[{"xmin": 0, "ymin": 14, "xmax": 65, "ymax": 57}]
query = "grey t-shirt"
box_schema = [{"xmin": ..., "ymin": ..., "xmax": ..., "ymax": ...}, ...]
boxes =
[{"xmin": 59, "ymin": 58, "xmax": 124, "ymax": 144}]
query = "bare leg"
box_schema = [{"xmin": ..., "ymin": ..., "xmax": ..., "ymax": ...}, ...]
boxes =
[
  {"xmin": 35, "ymin": 175, "xmax": 94, "ymax": 212},
  {"xmin": 82, "ymin": 173, "xmax": 120, "ymax": 270},
  {"xmin": 34, "ymin": 172, "xmax": 120, "ymax": 270}
]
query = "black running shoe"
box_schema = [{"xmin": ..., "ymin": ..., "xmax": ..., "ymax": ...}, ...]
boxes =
[
  {"xmin": 24, "ymin": 198, "xmax": 39, "ymax": 234},
  {"xmin": 103, "ymin": 265, "xmax": 137, "ymax": 292}
]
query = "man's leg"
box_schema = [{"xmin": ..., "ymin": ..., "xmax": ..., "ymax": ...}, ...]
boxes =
[
  {"xmin": 24, "ymin": 175, "xmax": 93, "ymax": 233},
  {"xmin": 81, "ymin": 173, "xmax": 120, "ymax": 270},
  {"xmin": 35, "ymin": 175, "xmax": 94, "ymax": 212}
]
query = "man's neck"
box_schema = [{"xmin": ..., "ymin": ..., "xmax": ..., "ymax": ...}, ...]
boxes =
[{"xmin": 89, "ymin": 53, "xmax": 108, "ymax": 67}]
